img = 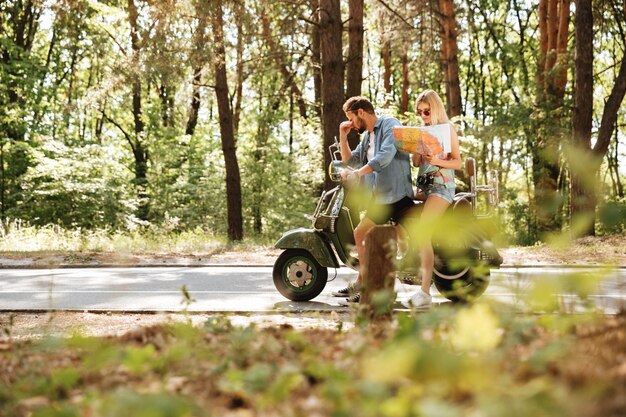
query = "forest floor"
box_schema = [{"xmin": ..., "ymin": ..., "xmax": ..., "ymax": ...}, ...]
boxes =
[{"xmin": 0, "ymin": 233, "xmax": 624, "ymax": 268}]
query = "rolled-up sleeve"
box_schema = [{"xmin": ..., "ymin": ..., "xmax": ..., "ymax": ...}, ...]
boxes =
[
  {"xmin": 367, "ymin": 118, "xmax": 401, "ymax": 172},
  {"xmin": 349, "ymin": 141, "xmax": 364, "ymax": 169}
]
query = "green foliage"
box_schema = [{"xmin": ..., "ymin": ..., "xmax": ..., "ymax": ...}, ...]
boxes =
[
  {"xmin": 0, "ymin": 0, "xmax": 623, "ymax": 243},
  {"xmin": 3, "ymin": 306, "xmax": 625, "ymax": 417}
]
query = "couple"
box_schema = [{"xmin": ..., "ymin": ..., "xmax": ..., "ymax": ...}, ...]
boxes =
[{"xmin": 336, "ymin": 91, "xmax": 462, "ymax": 309}]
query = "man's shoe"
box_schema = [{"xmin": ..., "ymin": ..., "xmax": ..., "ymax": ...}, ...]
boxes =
[
  {"xmin": 338, "ymin": 292, "xmax": 361, "ymax": 306},
  {"xmin": 332, "ymin": 282, "xmax": 361, "ymax": 297},
  {"xmin": 403, "ymin": 288, "xmax": 432, "ymax": 310}
]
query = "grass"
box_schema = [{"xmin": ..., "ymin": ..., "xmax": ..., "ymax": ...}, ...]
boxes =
[{"xmin": 0, "ymin": 221, "xmax": 267, "ymax": 255}]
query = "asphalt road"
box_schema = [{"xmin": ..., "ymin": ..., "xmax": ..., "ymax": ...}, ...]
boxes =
[{"xmin": 0, "ymin": 266, "xmax": 624, "ymax": 313}]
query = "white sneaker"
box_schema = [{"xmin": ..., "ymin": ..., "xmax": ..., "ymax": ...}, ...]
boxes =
[
  {"xmin": 338, "ymin": 292, "xmax": 361, "ymax": 306},
  {"xmin": 403, "ymin": 288, "xmax": 432, "ymax": 310}
]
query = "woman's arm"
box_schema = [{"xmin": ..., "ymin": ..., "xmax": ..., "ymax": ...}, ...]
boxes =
[
  {"xmin": 428, "ymin": 124, "xmax": 462, "ymax": 170},
  {"xmin": 412, "ymin": 153, "xmax": 422, "ymax": 167}
]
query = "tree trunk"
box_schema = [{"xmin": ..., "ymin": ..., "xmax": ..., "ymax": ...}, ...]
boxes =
[
  {"xmin": 319, "ymin": 0, "xmax": 345, "ymax": 190},
  {"xmin": 361, "ymin": 225, "xmax": 397, "ymax": 320},
  {"xmin": 233, "ymin": 4, "xmax": 245, "ymax": 136},
  {"xmin": 212, "ymin": 0, "xmax": 243, "ymax": 241},
  {"xmin": 310, "ymin": 0, "xmax": 322, "ymax": 120},
  {"xmin": 532, "ymin": 0, "xmax": 571, "ymax": 236},
  {"xmin": 400, "ymin": 38, "xmax": 410, "ymax": 114},
  {"xmin": 381, "ymin": 32, "xmax": 392, "ymax": 102},
  {"xmin": 438, "ymin": 0, "xmax": 462, "ymax": 117},
  {"xmin": 571, "ymin": 0, "xmax": 626, "ymax": 236},
  {"xmin": 128, "ymin": 0, "xmax": 150, "ymax": 221},
  {"xmin": 185, "ymin": 67, "xmax": 202, "ymax": 135},
  {"xmin": 345, "ymin": 0, "xmax": 363, "ymax": 99},
  {"xmin": 570, "ymin": 0, "xmax": 595, "ymax": 236}
]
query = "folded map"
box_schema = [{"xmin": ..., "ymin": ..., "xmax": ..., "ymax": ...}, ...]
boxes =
[{"xmin": 393, "ymin": 124, "xmax": 452, "ymax": 156}]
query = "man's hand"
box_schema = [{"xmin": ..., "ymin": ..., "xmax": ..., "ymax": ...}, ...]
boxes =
[
  {"xmin": 339, "ymin": 121, "xmax": 354, "ymax": 139},
  {"xmin": 340, "ymin": 168, "xmax": 358, "ymax": 183}
]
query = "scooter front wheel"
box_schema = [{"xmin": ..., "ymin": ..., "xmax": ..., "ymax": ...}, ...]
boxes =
[{"xmin": 273, "ymin": 249, "xmax": 328, "ymax": 301}]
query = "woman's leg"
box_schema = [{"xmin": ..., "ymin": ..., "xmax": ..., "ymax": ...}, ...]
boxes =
[
  {"xmin": 353, "ymin": 216, "xmax": 376, "ymax": 286},
  {"xmin": 418, "ymin": 195, "xmax": 450, "ymax": 294}
]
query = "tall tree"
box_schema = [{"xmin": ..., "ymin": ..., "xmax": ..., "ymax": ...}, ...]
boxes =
[
  {"xmin": 319, "ymin": 0, "xmax": 344, "ymax": 190},
  {"xmin": 345, "ymin": 0, "xmax": 364, "ymax": 98},
  {"xmin": 438, "ymin": 0, "xmax": 462, "ymax": 117},
  {"xmin": 532, "ymin": 0, "xmax": 570, "ymax": 236},
  {"xmin": 127, "ymin": 0, "xmax": 150, "ymax": 220},
  {"xmin": 570, "ymin": 0, "xmax": 626, "ymax": 236},
  {"xmin": 0, "ymin": 0, "xmax": 43, "ymax": 220},
  {"xmin": 211, "ymin": 0, "xmax": 243, "ymax": 241}
]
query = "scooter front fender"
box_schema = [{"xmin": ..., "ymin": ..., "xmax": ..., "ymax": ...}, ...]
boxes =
[{"xmin": 274, "ymin": 228, "xmax": 340, "ymax": 269}]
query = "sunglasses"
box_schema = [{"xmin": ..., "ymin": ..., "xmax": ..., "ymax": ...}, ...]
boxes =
[{"xmin": 417, "ymin": 109, "xmax": 431, "ymax": 117}]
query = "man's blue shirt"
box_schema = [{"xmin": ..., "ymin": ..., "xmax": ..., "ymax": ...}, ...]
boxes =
[{"xmin": 348, "ymin": 115, "xmax": 413, "ymax": 204}]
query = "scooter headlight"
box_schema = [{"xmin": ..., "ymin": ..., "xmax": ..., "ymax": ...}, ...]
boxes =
[{"xmin": 329, "ymin": 161, "xmax": 347, "ymax": 182}]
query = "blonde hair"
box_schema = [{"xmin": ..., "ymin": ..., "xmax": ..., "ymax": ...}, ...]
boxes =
[{"xmin": 415, "ymin": 89, "xmax": 449, "ymax": 125}]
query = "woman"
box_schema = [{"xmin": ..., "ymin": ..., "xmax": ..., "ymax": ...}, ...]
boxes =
[{"xmin": 406, "ymin": 89, "xmax": 462, "ymax": 309}]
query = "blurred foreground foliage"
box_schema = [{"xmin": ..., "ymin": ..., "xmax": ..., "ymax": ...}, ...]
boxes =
[{"xmin": 1, "ymin": 303, "xmax": 625, "ymax": 417}]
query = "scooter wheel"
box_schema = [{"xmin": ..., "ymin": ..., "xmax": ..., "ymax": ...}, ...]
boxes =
[
  {"xmin": 432, "ymin": 258, "xmax": 490, "ymax": 303},
  {"xmin": 273, "ymin": 249, "xmax": 328, "ymax": 301}
]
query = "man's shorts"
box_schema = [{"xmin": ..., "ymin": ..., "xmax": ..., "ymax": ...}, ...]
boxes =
[
  {"xmin": 364, "ymin": 196, "xmax": 415, "ymax": 225},
  {"xmin": 423, "ymin": 183, "xmax": 455, "ymax": 204}
]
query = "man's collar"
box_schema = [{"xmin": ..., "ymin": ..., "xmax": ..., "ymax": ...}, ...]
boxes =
[{"xmin": 367, "ymin": 116, "xmax": 381, "ymax": 134}]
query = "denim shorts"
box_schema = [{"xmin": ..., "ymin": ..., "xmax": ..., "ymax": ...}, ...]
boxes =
[{"xmin": 423, "ymin": 183, "xmax": 455, "ymax": 204}]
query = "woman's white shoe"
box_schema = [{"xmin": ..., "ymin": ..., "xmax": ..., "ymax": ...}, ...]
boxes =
[{"xmin": 404, "ymin": 288, "xmax": 432, "ymax": 309}]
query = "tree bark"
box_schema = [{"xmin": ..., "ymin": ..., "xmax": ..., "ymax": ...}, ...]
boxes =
[
  {"xmin": 570, "ymin": 0, "xmax": 595, "ymax": 235},
  {"xmin": 571, "ymin": 0, "xmax": 626, "ymax": 236},
  {"xmin": 381, "ymin": 32, "xmax": 392, "ymax": 102},
  {"xmin": 345, "ymin": 0, "xmax": 364, "ymax": 99},
  {"xmin": 438, "ymin": 0, "xmax": 462, "ymax": 117},
  {"xmin": 211, "ymin": 0, "xmax": 243, "ymax": 241},
  {"xmin": 310, "ymin": 0, "xmax": 322, "ymax": 121},
  {"xmin": 233, "ymin": 3, "xmax": 245, "ymax": 136},
  {"xmin": 361, "ymin": 225, "xmax": 397, "ymax": 320},
  {"xmin": 400, "ymin": 45, "xmax": 409, "ymax": 114},
  {"xmin": 128, "ymin": 0, "xmax": 150, "ymax": 221},
  {"xmin": 532, "ymin": 0, "xmax": 571, "ymax": 236},
  {"xmin": 319, "ymin": 0, "xmax": 345, "ymax": 190},
  {"xmin": 185, "ymin": 66, "xmax": 203, "ymax": 135}
]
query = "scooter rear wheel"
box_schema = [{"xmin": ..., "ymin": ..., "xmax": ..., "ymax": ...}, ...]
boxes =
[
  {"xmin": 273, "ymin": 249, "xmax": 328, "ymax": 301},
  {"xmin": 432, "ymin": 253, "xmax": 490, "ymax": 303}
]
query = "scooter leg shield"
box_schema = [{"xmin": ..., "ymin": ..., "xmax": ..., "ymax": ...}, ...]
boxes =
[{"xmin": 274, "ymin": 228, "xmax": 340, "ymax": 269}]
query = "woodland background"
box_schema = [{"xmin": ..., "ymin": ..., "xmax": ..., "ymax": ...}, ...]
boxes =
[{"xmin": 1, "ymin": 0, "xmax": 625, "ymax": 246}]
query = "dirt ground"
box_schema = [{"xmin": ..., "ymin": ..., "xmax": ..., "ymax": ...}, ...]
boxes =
[
  {"xmin": 0, "ymin": 234, "xmax": 624, "ymax": 340},
  {"xmin": 0, "ymin": 233, "xmax": 623, "ymax": 268}
]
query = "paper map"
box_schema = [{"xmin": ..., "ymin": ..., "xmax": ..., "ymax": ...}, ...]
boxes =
[{"xmin": 393, "ymin": 124, "xmax": 452, "ymax": 156}]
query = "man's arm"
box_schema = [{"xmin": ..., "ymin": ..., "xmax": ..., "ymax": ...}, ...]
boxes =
[
  {"xmin": 367, "ymin": 119, "xmax": 400, "ymax": 172},
  {"xmin": 339, "ymin": 121, "xmax": 355, "ymax": 164}
]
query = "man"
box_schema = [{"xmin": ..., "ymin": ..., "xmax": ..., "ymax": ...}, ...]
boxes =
[{"xmin": 335, "ymin": 96, "xmax": 414, "ymax": 305}]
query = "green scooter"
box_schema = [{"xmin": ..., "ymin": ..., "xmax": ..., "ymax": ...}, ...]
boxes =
[{"xmin": 272, "ymin": 138, "xmax": 503, "ymax": 302}]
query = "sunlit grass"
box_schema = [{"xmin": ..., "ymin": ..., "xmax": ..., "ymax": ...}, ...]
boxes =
[{"xmin": 0, "ymin": 220, "xmax": 272, "ymax": 255}]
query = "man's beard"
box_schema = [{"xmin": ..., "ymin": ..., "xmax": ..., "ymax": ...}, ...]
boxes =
[{"xmin": 355, "ymin": 117, "xmax": 366, "ymax": 134}]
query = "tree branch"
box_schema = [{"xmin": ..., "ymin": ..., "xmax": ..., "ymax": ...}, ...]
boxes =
[
  {"xmin": 376, "ymin": 0, "xmax": 416, "ymax": 29},
  {"xmin": 101, "ymin": 111, "xmax": 136, "ymax": 154}
]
